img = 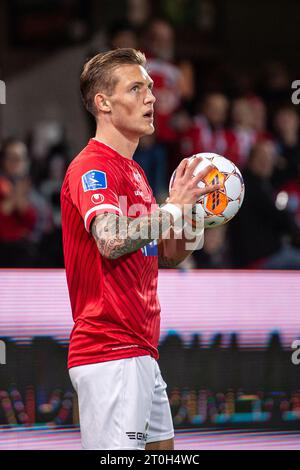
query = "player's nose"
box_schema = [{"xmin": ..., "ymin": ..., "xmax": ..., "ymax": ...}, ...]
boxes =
[{"xmin": 144, "ymin": 88, "xmax": 156, "ymax": 105}]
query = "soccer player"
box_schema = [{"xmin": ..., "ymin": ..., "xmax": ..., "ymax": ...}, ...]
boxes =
[{"xmin": 61, "ymin": 48, "xmax": 218, "ymax": 450}]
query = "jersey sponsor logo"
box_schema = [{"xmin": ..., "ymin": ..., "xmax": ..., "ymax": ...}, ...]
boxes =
[
  {"xmin": 91, "ymin": 193, "xmax": 105, "ymax": 204},
  {"xmin": 132, "ymin": 171, "xmax": 152, "ymax": 202},
  {"xmin": 126, "ymin": 432, "xmax": 148, "ymax": 442},
  {"xmin": 141, "ymin": 240, "xmax": 158, "ymax": 256},
  {"xmin": 82, "ymin": 170, "xmax": 107, "ymax": 192},
  {"xmin": 134, "ymin": 190, "xmax": 151, "ymax": 202}
]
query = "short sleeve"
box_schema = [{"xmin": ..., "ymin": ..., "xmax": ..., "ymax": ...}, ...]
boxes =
[{"xmin": 69, "ymin": 159, "xmax": 122, "ymax": 232}]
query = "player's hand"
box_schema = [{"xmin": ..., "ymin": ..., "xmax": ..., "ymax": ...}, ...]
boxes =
[{"xmin": 167, "ymin": 156, "xmax": 220, "ymax": 212}]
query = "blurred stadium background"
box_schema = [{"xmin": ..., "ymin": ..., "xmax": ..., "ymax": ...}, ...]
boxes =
[{"xmin": 0, "ymin": 0, "xmax": 300, "ymax": 450}]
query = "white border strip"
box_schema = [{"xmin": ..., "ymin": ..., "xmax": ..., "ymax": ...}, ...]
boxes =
[{"xmin": 84, "ymin": 204, "xmax": 122, "ymax": 230}]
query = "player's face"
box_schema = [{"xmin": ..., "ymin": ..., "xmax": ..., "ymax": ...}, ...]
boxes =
[{"xmin": 108, "ymin": 64, "xmax": 156, "ymax": 139}]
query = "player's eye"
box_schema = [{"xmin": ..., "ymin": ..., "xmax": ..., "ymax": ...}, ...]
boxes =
[{"xmin": 131, "ymin": 85, "xmax": 139, "ymax": 92}]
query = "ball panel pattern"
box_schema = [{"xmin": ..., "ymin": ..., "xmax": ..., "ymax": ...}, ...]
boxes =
[
  {"xmin": 224, "ymin": 174, "xmax": 243, "ymax": 201},
  {"xmin": 169, "ymin": 153, "xmax": 245, "ymax": 229},
  {"xmin": 211, "ymin": 155, "xmax": 235, "ymax": 173}
]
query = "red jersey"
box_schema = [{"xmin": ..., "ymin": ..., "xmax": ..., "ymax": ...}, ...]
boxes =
[{"xmin": 61, "ymin": 139, "xmax": 161, "ymax": 369}]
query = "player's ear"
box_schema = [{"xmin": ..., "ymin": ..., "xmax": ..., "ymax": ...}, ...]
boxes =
[{"xmin": 94, "ymin": 93, "xmax": 111, "ymax": 114}]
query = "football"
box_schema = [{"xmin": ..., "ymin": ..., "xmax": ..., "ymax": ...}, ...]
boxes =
[{"xmin": 169, "ymin": 153, "xmax": 245, "ymax": 228}]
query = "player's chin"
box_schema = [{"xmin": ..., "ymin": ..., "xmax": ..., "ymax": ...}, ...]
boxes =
[{"xmin": 142, "ymin": 123, "xmax": 155, "ymax": 135}]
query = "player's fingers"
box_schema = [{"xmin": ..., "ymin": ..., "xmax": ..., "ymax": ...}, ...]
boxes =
[
  {"xmin": 185, "ymin": 156, "xmax": 203, "ymax": 179},
  {"xmin": 175, "ymin": 158, "xmax": 189, "ymax": 180},
  {"xmin": 193, "ymin": 164, "xmax": 215, "ymax": 185},
  {"xmin": 195, "ymin": 183, "xmax": 221, "ymax": 197}
]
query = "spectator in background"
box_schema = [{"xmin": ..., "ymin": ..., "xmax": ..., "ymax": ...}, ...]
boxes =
[
  {"xmin": 0, "ymin": 138, "xmax": 53, "ymax": 267},
  {"xmin": 143, "ymin": 19, "xmax": 195, "ymax": 145},
  {"xmin": 29, "ymin": 120, "xmax": 69, "ymax": 187},
  {"xmin": 272, "ymin": 106, "xmax": 300, "ymax": 227},
  {"xmin": 273, "ymin": 105, "xmax": 300, "ymax": 187},
  {"xmin": 0, "ymin": 138, "xmax": 37, "ymax": 266},
  {"xmin": 247, "ymin": 96, "xmax": 272, "ymax": 140},
  {"xmin": 179, "ymin": 93, "xmax": 235, "ymax": 159},
  {"xmin": 259, "ymin": 61, "xmax": 291, "ymax": 112},
  {"xmin": 229, "ymin": 139, "xmax": 300, "ymax": 269},
  {"xmin": 230, "ymin": 97, "xmax": 258, "ymax": 168},
  {"xmin": 107, "ymin": 21, "xmax": 139, "ymax": 50}
]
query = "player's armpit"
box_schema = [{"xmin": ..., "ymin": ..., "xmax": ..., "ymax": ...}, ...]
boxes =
[{"xmin": 91, "ymin": 210, "xmax": 172, "ymax": 260}]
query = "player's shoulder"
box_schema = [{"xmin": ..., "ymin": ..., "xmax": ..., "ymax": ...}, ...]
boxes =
[
  {"xmin": 67, "ymin": 139, "xmax": 121, "ymax": 178},
  {"xmin": 70, "ymin": 140, "xmax": 107, "ymax": 167},
  {"xmin": 62, "ymin": 140, "xmax": 124, "ymax": 198}
]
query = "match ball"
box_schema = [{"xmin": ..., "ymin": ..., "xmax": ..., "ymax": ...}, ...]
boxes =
[{"xmin": 170, "ymin": 153, "xmax": 245, "ymax": 228}]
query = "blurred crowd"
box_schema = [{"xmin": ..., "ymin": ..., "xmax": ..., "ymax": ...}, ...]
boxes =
[{"xmin": 1, "ymin": 18, "xmax": 300, "ymax": 269}]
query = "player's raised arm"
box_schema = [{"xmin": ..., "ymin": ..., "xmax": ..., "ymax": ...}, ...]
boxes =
[{"xmin": 91, "ymin": 156, "xmax": 220, "ymax": 260}]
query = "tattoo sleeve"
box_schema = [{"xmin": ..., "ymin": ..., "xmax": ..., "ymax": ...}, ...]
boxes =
[{"xmin": 91, "ymin": 208, "xmax": 173, "ymax": 259}]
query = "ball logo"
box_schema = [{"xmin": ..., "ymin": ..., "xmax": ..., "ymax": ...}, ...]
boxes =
[{"xmin": 91, "ymin": 193, "xmax": 104, "ymax": 205}]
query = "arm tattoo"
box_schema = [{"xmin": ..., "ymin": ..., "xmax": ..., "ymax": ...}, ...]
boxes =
[{"xmin": 91, "ymin": 209, "xmax": 172, "ymax": 259}]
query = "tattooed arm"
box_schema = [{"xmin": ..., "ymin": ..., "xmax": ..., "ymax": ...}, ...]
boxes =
[{"xmin": 91, "ymin": 208, "xmax": 173, "ymax": 259}]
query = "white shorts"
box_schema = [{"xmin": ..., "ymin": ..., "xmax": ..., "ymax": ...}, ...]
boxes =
[{"xmin": 69, "ymin": 355, "xmax": 174, "ymax": 450}]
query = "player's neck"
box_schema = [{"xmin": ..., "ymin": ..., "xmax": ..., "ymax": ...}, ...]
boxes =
[{"xmin": 94, "ymin": 126, "xmax": 139, "ymax": 160}]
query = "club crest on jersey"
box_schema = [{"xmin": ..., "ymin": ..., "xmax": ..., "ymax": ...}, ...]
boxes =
[
  {"xmin": 82, "ymin": 170, "xmax": 107, "ymax": 192},
  {"xmin": 91, "ymin": 193, "xmax": 105, "ymax": 204}
]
